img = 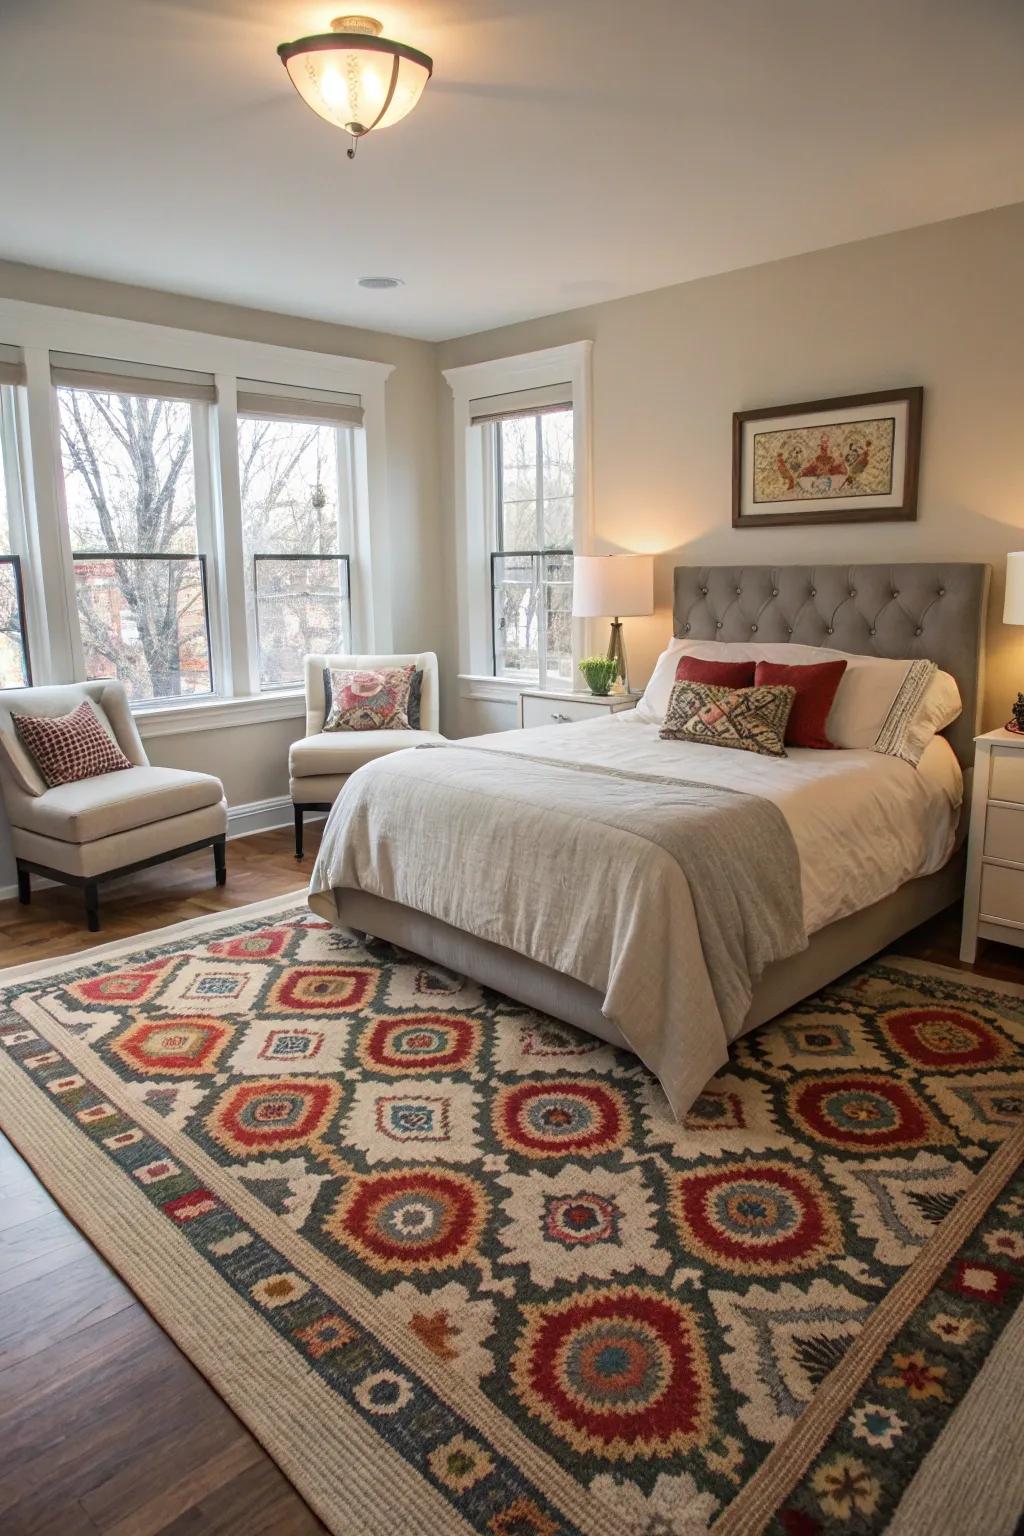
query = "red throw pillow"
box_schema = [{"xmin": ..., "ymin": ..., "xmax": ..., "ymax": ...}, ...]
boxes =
[
  {"xmin": 675, "ymin": 656, "xmax": 756, "ymax": 688},
  {"xmin": 754, "ymin": 659, "xmax": 847, "ymax": 749},
  {"xmin": 13, "ymin": 700, "xmax": 132, "ymax": 787}
]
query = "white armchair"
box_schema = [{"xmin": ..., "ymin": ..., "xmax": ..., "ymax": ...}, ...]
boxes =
[
  {"xmin": 0, "ymin": 681, "xmax": 228, "ymax": 931},
  {"xmin": 289, "ymin": 652, "xmax": 444, "ymax": 858}
]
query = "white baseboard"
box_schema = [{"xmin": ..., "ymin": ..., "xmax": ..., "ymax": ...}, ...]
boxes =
[{"xmin": 0, "ymin": 796, "xmax": 327, "ymax": 902}]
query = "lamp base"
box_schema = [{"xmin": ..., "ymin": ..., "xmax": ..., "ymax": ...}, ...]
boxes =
[{"xmin": 607, "ymin": 618, "xmax": 628, "ymax": 692}]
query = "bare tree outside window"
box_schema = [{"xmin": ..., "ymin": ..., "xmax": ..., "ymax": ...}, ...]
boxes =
[
  {"xmin": 491, "ymin": 407, "xmax": 574, "ymax": 689},
  {"xmin": 57, "ymin": 388, "xmax": 212, "ymax": 700},
  {"xmin": 237, "ymin": 416, "xmax": 351, "ymax": 689}
]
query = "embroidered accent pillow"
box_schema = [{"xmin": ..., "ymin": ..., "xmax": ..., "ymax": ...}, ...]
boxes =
[
  {"xmin": 323, "ymin": 666, "xmax": 422, "ymax": 730},
  {"xmin": 324, "ymin": 666, "xmax": 416, "ymax": 732},
  {"xmin": 13, "ymin": 701, "xmax": 132, "ymax": 788},
  {"xmin": 660, "ymin": 681, "xmax": 796, "ymax": 757}
]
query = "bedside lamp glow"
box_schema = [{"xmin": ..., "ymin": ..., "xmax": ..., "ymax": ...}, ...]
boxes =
[
  {"xmin": 1004, "ymin": 552, "xmax": 1024, "ymax": 733},
  {"xmin": 572, "ymin": 554, "xmax": 654, "ymax": 691}
]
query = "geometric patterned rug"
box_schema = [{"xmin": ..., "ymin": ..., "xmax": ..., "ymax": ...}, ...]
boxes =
[{"xmin": 1, "ymin": 894, "xmax": 1022, "ymax": 1536}]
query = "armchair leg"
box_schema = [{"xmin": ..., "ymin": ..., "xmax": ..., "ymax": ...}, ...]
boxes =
[
  {"xmin": 84, "ymin": 882, "xmax": 100, "ymax": 933},
  {"xmin": 294, "ymin": 804, "xmax": 304, "ymax": 861},
  {"xmin": 16, "ymin": 865, "xmax": 30, "ymax": 905},
  {"xmin": 213, "ymin": 835, "xmax": 227, "ymax": 886}
]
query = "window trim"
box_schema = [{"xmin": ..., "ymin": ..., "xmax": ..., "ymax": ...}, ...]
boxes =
[
  {"xmin": 443, "ymin": 341, "xmax": 593, "ymax": 703},
  {"xmin": 0, "ymin": 295, "xmax": 394, "ymax": 726}
]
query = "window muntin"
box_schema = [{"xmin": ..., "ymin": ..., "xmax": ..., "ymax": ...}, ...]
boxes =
[
  {"xmin": 237, "ymin": 415, "xmax": 353, "ymax": 689},
  {"xmin": 56, "ymin": 387, "xmax": 213, "ymax": 700},
  {"xmin": 490, "ymin": 407, "xmax": 574, "ymax": 689},
  {"xmin": 0, "ymin": 384, "xmax": 31, "ymax": 687}
]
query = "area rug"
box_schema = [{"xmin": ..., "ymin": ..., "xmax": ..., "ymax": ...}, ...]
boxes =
[{"xmin": 1, "ymin": 895, "xmax": 1022, "ymax": 1536}]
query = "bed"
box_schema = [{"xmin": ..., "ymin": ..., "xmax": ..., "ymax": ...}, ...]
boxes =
[{"xmin": 308, "ymin": 562, "xmax": 990, "ymax": 1116}]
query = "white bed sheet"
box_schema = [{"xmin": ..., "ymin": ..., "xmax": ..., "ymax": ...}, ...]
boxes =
[{"xmin": 464, "ymin": 711, "xmax": 962, "ymax": 936}]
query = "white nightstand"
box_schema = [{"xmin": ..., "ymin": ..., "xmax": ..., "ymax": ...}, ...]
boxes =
[
  {"xmin": 960, "ymin": 727, "xmax": 1024, "ymax": 961},
  {"xmin": 518, "ymin": 688, "xmax": 639, "ymax": 730}
]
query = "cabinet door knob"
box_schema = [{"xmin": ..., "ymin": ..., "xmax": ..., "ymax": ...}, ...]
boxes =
[{"xmin": 551, "ymin": 712, "xmax": 571, "ymax": 723}]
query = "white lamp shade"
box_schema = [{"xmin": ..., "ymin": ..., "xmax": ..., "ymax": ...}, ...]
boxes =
[
  {"xmin": 572, "ymin": 555, "xmax": 654, "ymax": 619},
  {"xmin": 1005, "ymin": 553, "xmax": 1024, "ymax": 624}
]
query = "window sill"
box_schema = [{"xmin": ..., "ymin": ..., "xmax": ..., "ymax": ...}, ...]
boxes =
[
  {"xmin": 458, "ymin": 674, "xmax": 582, "ymax": 704},
  {"xmin": 134, "ymin": 689, "xmax": 306, "ymax": 739}
]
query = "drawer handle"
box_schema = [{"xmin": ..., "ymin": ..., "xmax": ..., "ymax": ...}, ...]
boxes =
[{"xmin": 550, "ymin": 711, "xmax": 571, "ymax": 723}]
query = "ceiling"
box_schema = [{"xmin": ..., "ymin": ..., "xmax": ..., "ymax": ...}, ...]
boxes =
[{"xmin": 2, "ymin": 0, "xmax": 1023, "ymax": 342}]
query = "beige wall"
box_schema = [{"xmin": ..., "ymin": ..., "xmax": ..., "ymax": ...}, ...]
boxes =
[{"xmin": 438, "ymin": 202, "xmax": 1024, "ymax": 739}]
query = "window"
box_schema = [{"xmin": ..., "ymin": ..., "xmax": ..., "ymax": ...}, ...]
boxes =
[
  {"xmin": 55, "ymin": 376, "xmax": 214, "ymax": 702},
  {"xmin": 237, "ymin": 409, "xmax": 354, "ymax": 690},
  {"xmin": 489, "ymin": 407, "xmax": 574, "ymax": 690}
]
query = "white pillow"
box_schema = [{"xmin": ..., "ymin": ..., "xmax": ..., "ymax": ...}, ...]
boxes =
[{"xmin": 636, "ymin": 638, "xmax": 961, "ymax": 765}]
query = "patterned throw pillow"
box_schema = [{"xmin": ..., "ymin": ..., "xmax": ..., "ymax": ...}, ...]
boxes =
[
  {"xmin": 660, "ymin": 681, "xmax": 796, "ymax": 758},
  {"xmin": 323, "ymin": 666, "xmax": 423, "ymax": 730},
  {"xmin": 13, "ymin": 701, "xmax": 132, "ymax": 788},
  {"xmin": 324, "ymin": 666, "xmax": 417, "ymax": 732}
]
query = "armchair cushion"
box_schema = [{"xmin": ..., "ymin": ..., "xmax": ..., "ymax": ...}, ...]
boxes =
[
  {"xmin": 290, "ymin": 729, "xmax": 445, "ymax": 780},
  {"xmin": 8, "ymin": 765, "xmax": 225, "ymax": 845},
  {"xmin": 13, "ymin": 700, "xmax": 133, "ymax": 788}
]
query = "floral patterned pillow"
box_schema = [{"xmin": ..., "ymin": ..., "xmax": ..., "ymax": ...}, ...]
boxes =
[
  {"xmin": 660, "ymin": 681, "xmax": 796, "ymax": 757},
  {"xmin": 324, "ymin": 666, "xmax": 417, "ymax": 732}
]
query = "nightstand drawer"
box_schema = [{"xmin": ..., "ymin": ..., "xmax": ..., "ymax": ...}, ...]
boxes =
[
  {"xmin": 984, "ymin": 804, "xmax": 1024, "ymax": 865},
  {"xmin": 989, "ymin": 748, "xmax": 1024, "ymax": 805},
  {"xmin": 979, "ymin": 862, "xmax": 1024, "ymax": 928},
  {"xmin": 521, "ymin": 694, "xmax": 611, "ymax": 729}
]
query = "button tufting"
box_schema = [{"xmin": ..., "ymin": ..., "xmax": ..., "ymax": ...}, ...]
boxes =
[
  {"xmin": 938, "ymin": 587, "xmax": 945, "ymax": 596},
  {"xmin": 826, "ymin": 626, "xmax": 833, "ymax": 634},
  {"xmin": 751, "ymin": 624, "xmax": 758, "ymax": 633},
  {"xmin": 914, "ymin": 627, "xmax": 922, "ymax": 636},
  {"xmin": 870, "ymin": 627, "xmax": 876, "ymax": 636},
  {"xmin": 772, "ymin": 588, "xmax": 779, "ymax": 597},
  {"xmin": 849, "ymin": 589, "xmax": 856, "ymax": 597},
  {"xmin": 716, "ymin": 621, "xmax": 723, "ymax": 629},
  {"xmin": 787, "ymin": 627, "xmax": 793, "ymax": 636},
  {"xmin": 700, "ymin": 586, "xmax": 708, "ymax": 594},
  {"xmin": 810, "ymin": 587, "xmax": 816, "ymax": 597},
  {"xmin": 892, "ymin": 588, "xmax": 900, "ymax": 597},
  {"xmin": 736, "ymin": 587, "xmax": 742, "ymax": 595},
  {"xmin": 684, "ymin": 623, "xmax": 690, "ymax": 632}
]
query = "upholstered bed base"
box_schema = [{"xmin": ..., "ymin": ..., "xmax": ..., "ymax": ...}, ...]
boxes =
[{"xmin": 335, "ymin": 847, "xmax": 966, "ymax": 1054}]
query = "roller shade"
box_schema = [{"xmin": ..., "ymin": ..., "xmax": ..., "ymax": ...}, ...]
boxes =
[
  {"xmin": 0, "ymin": 343, "xmax": 26, "ymax": 387},
  {"xmin": 469, "ymin": 381, "xmax": 572, "ymax": 426},
  {"xmin": 50, "ymin": 352, "xmax": 217, "ymax": 403},
  {"xmin": 236, "ymin": 378, "xmax": 363, "ymax": 428}
]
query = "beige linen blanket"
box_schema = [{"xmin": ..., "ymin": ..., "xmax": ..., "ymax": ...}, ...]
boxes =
[{"xmin": 308, "ymin": 743, "xmax": 806, "ymax": 1116}]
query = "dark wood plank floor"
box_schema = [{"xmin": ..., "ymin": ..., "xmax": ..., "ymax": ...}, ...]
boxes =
[{"xmin": 0, "ymin": 824, "xmax": 1020, "ymax": 1534}]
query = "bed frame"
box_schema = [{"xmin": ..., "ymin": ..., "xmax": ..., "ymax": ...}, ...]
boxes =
[{"xmin": 336, "ymin": 563, "xmax": 991, "ymax": 1051}]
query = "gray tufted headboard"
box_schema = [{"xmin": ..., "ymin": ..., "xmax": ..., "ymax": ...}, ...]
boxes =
[{"xmin": 673, "ymin": 564, "xmax": 991, "ymax": 766}]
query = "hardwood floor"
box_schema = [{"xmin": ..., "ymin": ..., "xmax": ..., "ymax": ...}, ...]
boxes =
[{"xmin": 0, "ymin": 824, "xmax": 1020, "ymax": 1535}]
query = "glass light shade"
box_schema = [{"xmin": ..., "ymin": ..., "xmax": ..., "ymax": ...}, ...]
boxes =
[
  {"xmin": 572, "ymin": 555, "xmax": 655, "ymax": 619},
  {"xmin": 1005, "ymin": 552, "xmax": 1024, "ymax": 624},
  {"xmin": 279, "ymin": 17, "xmax": 432, "ymax": 140}
]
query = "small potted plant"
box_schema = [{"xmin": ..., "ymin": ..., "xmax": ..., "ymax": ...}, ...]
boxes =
[{"xmin": 579, "ymin": 655, "xmax": 620, "ymax": 696}]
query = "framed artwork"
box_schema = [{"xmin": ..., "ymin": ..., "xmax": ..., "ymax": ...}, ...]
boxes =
[{"xmin": 732, "ymin": 386, "xmax": 922, "ymax": 528}]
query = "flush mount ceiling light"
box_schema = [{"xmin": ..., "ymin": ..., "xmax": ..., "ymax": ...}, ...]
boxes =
[
  {"xmin": 278, "ymin": 14, "xmax": 433, "ymax": 159},
  {"xmin": 358, "ymin": 275, "xmax": 404, "ymax": 288}
]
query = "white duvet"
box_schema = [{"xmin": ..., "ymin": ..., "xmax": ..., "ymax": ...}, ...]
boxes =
[{"xmin": 463, "ymin": 710, "xmax": 962, "ymax": 936}]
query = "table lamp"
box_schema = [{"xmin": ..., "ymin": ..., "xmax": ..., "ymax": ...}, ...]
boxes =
[
  {"xmin": 572, "ymin": 554, "xmax": 654, "ymax": 692},
  {"xmin": 1005, "ymin": 552, "xmax": 1024, "ymax": 733}
]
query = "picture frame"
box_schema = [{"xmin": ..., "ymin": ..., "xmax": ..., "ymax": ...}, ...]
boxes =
[{"xmin": 732, "ymin": 386, "xmax": 923, "ymax": 528}]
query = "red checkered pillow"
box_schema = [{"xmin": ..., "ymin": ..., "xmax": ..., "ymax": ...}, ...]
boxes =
[{"xmin": 13, "ymin": 701, "xmax": 132, "ymax": 788}]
